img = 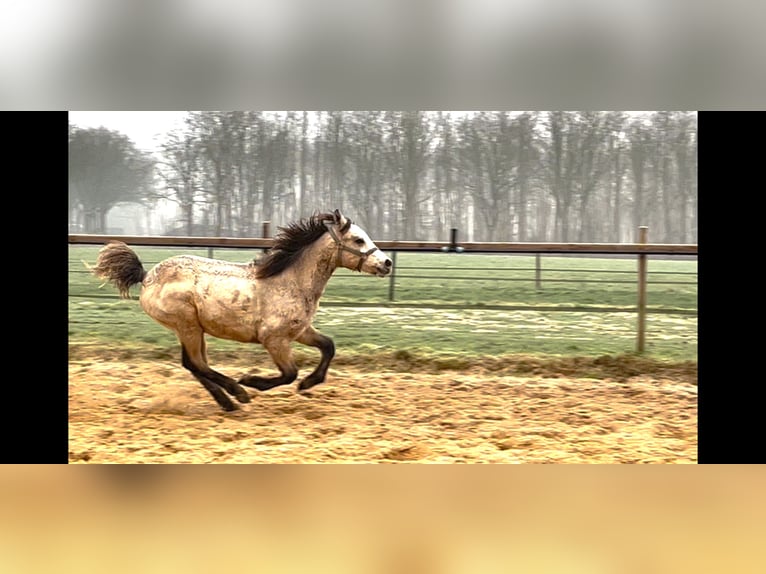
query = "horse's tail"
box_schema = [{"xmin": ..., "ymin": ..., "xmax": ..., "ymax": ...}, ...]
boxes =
[{"xmin": 91, "ymin": 241, "xmax": 147, "ymax": 299}]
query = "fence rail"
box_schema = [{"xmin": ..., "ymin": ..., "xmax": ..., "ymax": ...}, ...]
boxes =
[
  {"xmin": 68, "ymin": 234, "xmax": 698, "ymax": 255},
  {"xmin": 69, "ymin": 230, "xmax": 697, "ymax": 354}
]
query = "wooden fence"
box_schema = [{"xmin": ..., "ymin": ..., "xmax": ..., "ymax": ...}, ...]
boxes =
[{"xmin": 69, "ymin": 227, "xmax": 697, "ymax": 354}]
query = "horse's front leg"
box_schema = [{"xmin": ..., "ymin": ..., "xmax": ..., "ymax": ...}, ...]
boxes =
[
  {"xmin": 295, "ymin": 326, "xmax": 335, "ymax": 392},
  {"xmin": 238, "ymin": 337, "xmax": 299, "ymax": 391}
]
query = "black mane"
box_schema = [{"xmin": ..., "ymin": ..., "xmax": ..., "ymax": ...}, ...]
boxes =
[{"xmin": 255, "ymin": 213, "xmax": 337, "ymax": 279}]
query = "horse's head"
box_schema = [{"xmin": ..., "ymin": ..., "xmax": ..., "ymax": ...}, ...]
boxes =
[{"xmin": 327, "ymin": 209, "xmax": 392, "ymax": 277}]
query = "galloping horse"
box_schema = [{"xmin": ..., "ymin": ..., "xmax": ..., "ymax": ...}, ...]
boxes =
[{"xmin": 91, "ymin": 210, "xmax": 392, "ymax": 411}]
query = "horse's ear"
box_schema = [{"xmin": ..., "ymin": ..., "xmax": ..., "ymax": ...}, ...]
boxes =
[{"xmin": 334, "ymin": 209, "xmax": 351, "ymax": 234}]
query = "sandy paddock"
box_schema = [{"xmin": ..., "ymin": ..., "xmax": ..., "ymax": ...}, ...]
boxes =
[{"xmin": 68, "ymin": 345, "xmax": 697, "ymax": 464}]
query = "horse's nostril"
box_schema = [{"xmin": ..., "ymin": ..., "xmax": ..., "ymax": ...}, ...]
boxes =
[{"xmin": 384, "ymin": 259, "xmax": 392, "ymax": 268}]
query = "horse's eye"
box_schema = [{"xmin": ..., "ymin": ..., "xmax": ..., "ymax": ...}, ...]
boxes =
[{"xmin": 354, "ymin": 238, "xmax": 365, "ymax": 246}]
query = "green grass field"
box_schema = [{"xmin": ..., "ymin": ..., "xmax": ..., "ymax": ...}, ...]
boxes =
[{"xmin": 69, "ymin": 245, "xmax": 697, "ymax": 362}]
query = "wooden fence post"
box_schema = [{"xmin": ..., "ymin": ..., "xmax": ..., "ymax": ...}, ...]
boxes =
[{"xmin": 637, "ymin": 226, "xmax": 648, "ymax": 353}]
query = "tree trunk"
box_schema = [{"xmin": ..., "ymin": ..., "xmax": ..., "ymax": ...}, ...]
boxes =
[
  {"xmin": 661, "ymin": 154, "xmax": 672, "ymax": 243},
  {"xmin": 612, "ymin": 148, "xmax": 623, "ymax": 242},
  {"xmin": 517, "ymin": 155, "xmax": 529, "ymax": 241},
  {"xmin": 184, "ymin": 197, "xmax": 194, "ymax": 235},
  {"xmin": 99, "ymin": 208, "xmax": 108, "ymax": 234},
  {"xmin": 633, "ymin": 169, "xmax": 644, "ymax": 232},
  {"xmin": 300, "ymin": 111, "xmax": 309, "ymax": 216},
  {"xmin": 558, "ymin": 199, "xmax": 572, "ymax": 243}
]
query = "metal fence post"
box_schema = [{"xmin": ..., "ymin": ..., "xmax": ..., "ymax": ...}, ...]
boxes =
[
  {"xmin": 388, "ymin": 251, "xmax": 397, "ymax": 302},
  {"xmin": 637, "ymin": 226, "xmax": 648, "ymax": 353},
  {"xmin": 535, "ymin": 253, "xmax": 542, "ymax": 290}
]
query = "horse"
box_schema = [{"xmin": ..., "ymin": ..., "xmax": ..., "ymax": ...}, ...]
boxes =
[{"xmin": 90, "ymin": 210, "xmax": 392, "ymax": 412}]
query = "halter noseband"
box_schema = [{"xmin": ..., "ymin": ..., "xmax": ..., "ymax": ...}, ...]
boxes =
[{"xmin": 325, "ymin": 221, "xmax": 379, "ymax": 272}]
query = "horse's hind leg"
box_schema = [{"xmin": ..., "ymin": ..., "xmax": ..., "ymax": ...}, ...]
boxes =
[
  {"xmin": 179, "ymin": 331, "xmax": 251, "ymax": 411},
  {"xmin": 238, "ymin": 338, "xmax": 298, "ymax": 392},
  {"xmin": 181, "ymin": 345, "xmax": 236, "ymax": 411},
  {"xmin": 296, "ymin": 327, "xmax": 335, "ymax": 392}
]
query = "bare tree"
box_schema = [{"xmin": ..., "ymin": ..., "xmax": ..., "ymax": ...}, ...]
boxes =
[
  {"xmin": 433, "ymin": 112, "xmax": 462, "ymax": 240},
  {"xmin": 147, "ymin": 110, "xmax": 696, "ymax": 243},
  {"xmin": 69, "ymin": 125, "xmax": 155, "ymax": 233},
  {"xmin": 607, "ymin": 126, "xmax": 628, "ymax": 242},
  {"xmin": 674, "ymin": 112, "xmax": 696, "ymax": 243},
  {"xmin": 544, "ymin": 111, "xmax": 581, "ymax": 242},
  {"xmin": 457, "ymin": 112, "xmax": 519, "ymax": 241},
  {"xmin": 157, "ymin": 119, "xmax": 202, "ymax": 235},
  {"xmin": 346, "ymin": 111, "xmax": 386, "ymax": 236},
  {"xmin": 575, "ymin": 111, "xmax": 618, "ymax": 242},
  {"xmin": 384, "ymin": 111, "xmax": 431, "ymax": 239},
  {"xmin": 629, "ymin": 119, "xmax": 652, "ymax": 237},
  {"xmin": 299, "ymin": 111, "xmax": 310, "ymax": 216},
  {"xmin": 514, "ymin": 112, "xmax": 539, "ymax": 241}
]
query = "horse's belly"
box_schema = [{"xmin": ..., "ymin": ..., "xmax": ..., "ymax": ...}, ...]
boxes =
[
  {"xmin": 196, "ymin": 288, "xmax": 260, "ymax": 343},
  {"xmin": 199, "ymin": 309, "xmax": 259, "ymax": 343}
]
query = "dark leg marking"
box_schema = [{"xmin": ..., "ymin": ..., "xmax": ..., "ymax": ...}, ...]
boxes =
[
  {"xmin": 238, "ymin": 338, "xmax": 299, "ymax": 392},
  {"xmin": 181, "ymin": 346, "xmax": 250, "ymax": 411},
  {"xmin": 203, "ymin": 370, "xmax": 250, "ymax": 404},
  {"xmin": 238, "ymin": 367, "xmax": 298, "ymax": 392},
  {"xmin": 297, "ymin": 331, "xmax": 335, "ymax": 392}
]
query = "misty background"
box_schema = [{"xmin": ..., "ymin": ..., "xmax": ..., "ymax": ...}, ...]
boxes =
[{"xmin": 68, "ymin": 110, "xmax": 697, "ymax": 243}]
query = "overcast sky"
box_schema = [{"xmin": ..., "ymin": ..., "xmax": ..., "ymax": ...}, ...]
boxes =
[
  {"xmin": 68, "ymin": 110, "xmax": 297, "ymax": 154},
  {"xmin": 68, "ymin": 110, "xmax": 661, "ymax": 158},
  {"xmin": 68, "ymin": 111, "xmax": 188, "ymax": 154}
]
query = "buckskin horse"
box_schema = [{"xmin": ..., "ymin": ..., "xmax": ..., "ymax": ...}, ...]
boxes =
[{"xmin": 91, "ymin": 210, "xmax": 392, "ymax": 411}]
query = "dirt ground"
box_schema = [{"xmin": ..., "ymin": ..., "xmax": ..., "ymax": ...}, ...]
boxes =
[{"xmin": 69, "ymin": 347, "xmax": 697, "ymax": 463}]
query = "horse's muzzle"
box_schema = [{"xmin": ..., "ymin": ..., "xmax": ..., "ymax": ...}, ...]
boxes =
[{"xmin": 375, "ymin": 258, "xmax": 393, "ymax": 277}]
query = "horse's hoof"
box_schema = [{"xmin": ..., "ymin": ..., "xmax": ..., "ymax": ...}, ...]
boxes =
[
  {"xmin": 298, "ymin": 378, "xmax": 322, "ymax": 392},
  {"xmin": 238, "ymin": 376, "xmax": 272, "ymax": 391},
  {"xmin": 235, "ymin": 391, "xmax": 251, "ymax": 403}
]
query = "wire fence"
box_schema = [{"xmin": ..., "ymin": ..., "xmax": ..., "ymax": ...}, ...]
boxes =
[{"xmin": 69, "ymin": 232, "xmax": 697, "ymax": 317}]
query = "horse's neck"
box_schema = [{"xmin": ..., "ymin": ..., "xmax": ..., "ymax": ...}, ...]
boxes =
[{"xmin": 282, "ymin": 235, "xmax": 337, "ymax": 300}]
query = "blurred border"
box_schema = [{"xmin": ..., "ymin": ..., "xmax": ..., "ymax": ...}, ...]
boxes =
[
  {"xmin": 3, "ymin": 1, "xmax": 766, "ymax": 109},
  {"xmin": 1, "ymin": 465, "xmax": 765, "ymax": 572}
]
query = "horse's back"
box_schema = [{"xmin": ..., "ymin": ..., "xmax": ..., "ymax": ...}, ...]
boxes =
[{"xmin": 144, "ymin": 255, "xmax": 246, "ymax": 283}]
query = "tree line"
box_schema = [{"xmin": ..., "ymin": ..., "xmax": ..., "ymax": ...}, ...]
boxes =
[
  {"xmin": 69, "ymin": 111, "xmax": 697, "ymax": 243},
  {"xmin": 69, "ymin": 124, "xmax": 155, "ymax": 234}
]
